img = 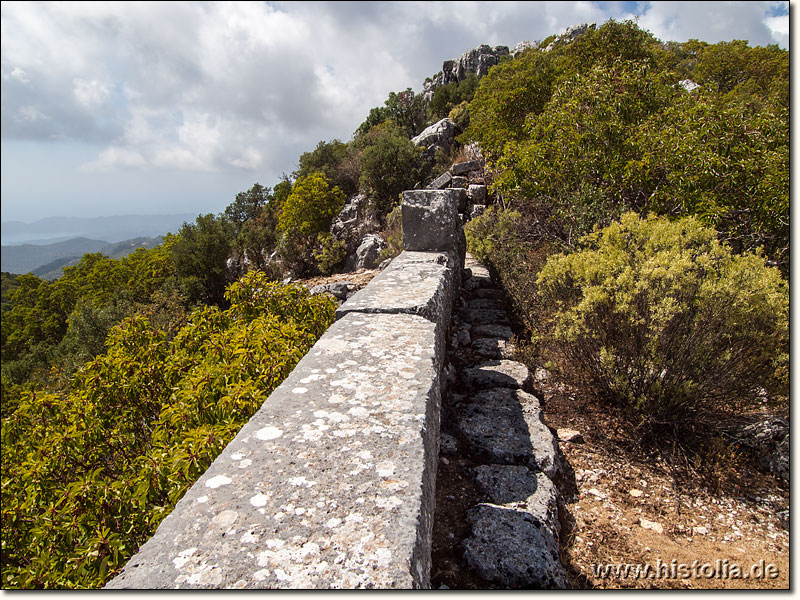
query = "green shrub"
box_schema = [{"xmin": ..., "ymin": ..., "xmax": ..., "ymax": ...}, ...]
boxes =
[
  {"xmin": 534, "ymin": 213, "xmax": 788, "ymax": 430},
  {"xmin": 1, "ymin": 271, "xmax": 336, "ymax": 588},
  {"xmin": 313, "ymin": 233, "xmax": 347, "ymax": 275},
  {"xmin": 376, "ymin": 204, "xmax": 403, "ymax": 264}
]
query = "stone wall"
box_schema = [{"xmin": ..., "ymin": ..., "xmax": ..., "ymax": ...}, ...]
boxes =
[{"xmin": 106, "ymin": 189, "xmax": 465, "ymax": 589}]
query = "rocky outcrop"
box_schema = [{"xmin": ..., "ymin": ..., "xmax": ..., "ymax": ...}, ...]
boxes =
[
  {"xmin": 343, "ymin": 234, "xmax": 386, "ymax": 271},
  {"xmin": 411, "ymin": 118, "xmax": 457, "ymax": 158},
  {"xmin": 544, "ymin": 22, "xmax": 596, "ymax": 51},
  {"xmin": 422, "ymin": 45, "xmax": 510, "ymax": 102}
]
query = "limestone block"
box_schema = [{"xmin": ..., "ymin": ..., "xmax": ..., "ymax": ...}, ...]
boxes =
[
  {"xmin": 463, "ymin": 360, "xmax": 530, "ymax": 390},
  {"xmin": 107, "ymin": 312, "xmax": 444, "ymax": 589},
  {"xmin": 429, "ymin": 171, "xmax": 453, "ymax": 190},
  {"xmin": 452, "ymin": 160, "xmax": 482, "ymax": 175},
  {"xmin": 464, "ymin": 504, "xmax": 566, "ymax": 589},
  {"xmin": 466, "ymin": 184, "xmax": 487, "ymax": 204},
  {"xmin": 402, "ymin": 189, "xmax": 465, "ymax": 254}
]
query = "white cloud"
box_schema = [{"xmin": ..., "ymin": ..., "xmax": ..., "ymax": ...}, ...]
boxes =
[{"xmin": 1, "ymin": 1, "xmax": 790, "ymax": 187}]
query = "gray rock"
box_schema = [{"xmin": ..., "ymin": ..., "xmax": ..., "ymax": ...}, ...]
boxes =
[
  {"xmin": 471, "ymin": 337, "xmax": 514, "ymax": 359},
  {"xmin": 440, "ymin": 433, "xmax": 459, "ymax": 456},
  {"xmin": 472, "ymin": 465, "xmax": 560, "ymax": 535},
  {"xmin": 309, "ymin": 281, "xmax": 355, "ymax": 301},
  {"xmin": 345, "ymin": 233, "xmax": 385, "ymax": 271},
  {"xmin": 455, "ymin": 387, "xmax": 559, "ymax": 478},
  {"xmin": 472, "ymin": 323, "xmax": 514, "ymax": 340},
  {"xmin": 402, "ymin": 189, "xmax": 466, "ymax": 256},
  {"xmin": 411, "ymin": 118, "xmax": 457, "ymax": 157},
  {"xmin": 467, "ymin": 184, "xmax": 487, "ymax": 204},
  {"xmin": 545, "ymin": 22, "xmax": 596, "ymax": 52},
  {"xmin": 736, "ymin": 416, "xmax": 789, "ymax": 482},
  {"xmin": 464, "ymin": 503, "xmax": 566, "ymax": 589},
  {"xmin": 469, "ymin": 205, "xmax": 486, "ymax": 219},
  {"xmin": 463, "ymin": 360, "xmax": 530, "ymax": 391},
  {"xmin": 451, "ymin": 176, "xmax": 469, "ymax": 188},
  {"xmin": 460, "ymin": 308, "xmax": 510, "ymax": 325},
  {"xmin": 466, "ymin": 298, "xmax": 502, "ymax": 311},
  {"xmin": 511, "ymin": 40, "xmax": 537, "ymax": 56},
  {"xmin": 429, "ymin": 171, "xmax": 453, "ymax": 190},
  {"xmin": 422, "ymin": 45, "xmax": 510, "ymax": 102},
  {"xmin": 457, "ymin": 326, "xmax": 472, "ymax": 348},
  {"xmin": 452, "ymin": 160, "xmax": 482, "ymax": 175},
  {"xmin": 679, "ymin": 79, "xmax": 700, "ymax": 92},
  {"xmin": 472, "ymin": 288, "xmax": 505, "ymax": 301}
]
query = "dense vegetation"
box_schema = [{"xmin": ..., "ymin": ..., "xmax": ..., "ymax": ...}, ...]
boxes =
[
  {"xmin": 1, "ymin": 18, "xmax": 788, "ymax": 588},
  {"xmin": 463, "ymin": 21, "xmax": 788, "ymax": 447}
]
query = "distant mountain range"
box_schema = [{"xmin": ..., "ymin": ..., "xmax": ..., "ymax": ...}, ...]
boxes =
[
  {"xmin": 1, "ymin": 213, "xmax": 195, "ymax": 245},
  {"xmin": 1, "ymin": 236, "xmax": 164, "ymax": 279}
]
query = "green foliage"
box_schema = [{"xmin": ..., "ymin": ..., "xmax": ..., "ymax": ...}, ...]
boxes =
[
  {"xmin": 312, "ymin": 233, "xmax": 347, "ymax": 275},
  {"xmin": 534, "ymin": 213, "xmax": 788, "ymax": 429},
  {"xmin": 295, "ymin": 140, "xmax": 360, "ymax": 198},
  {"xmin": 358, "ymin": 122, "xmax": 427, "ymax": 218},
  {"xmin": 277, "ymin": 173, "xmax": 345, "ymax": 276},
  {"xmin": 355, "ymin": 88, "xmax": 428, "ymax": 139},
  {"xmin": 428, "ymin": 72, "xmax": 479, "ymax": 121},
  {"xmin": 465, "ymin": 20, "xmax": 789, "ymax": 271},
  {"xmin": 1, "ymin": 271, "xmax": 336, "ymax": 588},
  {"xmin": 1, "ymin": 272, "xmax": 20, "ymax": 313},
  {"xmin": 169, "ymin": 214, "xmax": 236, "ymax": 307}
]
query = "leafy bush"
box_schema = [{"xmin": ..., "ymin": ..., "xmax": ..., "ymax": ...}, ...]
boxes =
[
  {"xmin": 312, "ymin": 233, "xmax": 347, "ymax": 275},
  {"xmin": 534, "ymin": 213, "xmax": 788, "ymax": 430},
  {"xmin": 277, "ymin": 173, "xmax": 345, "ymax": 276},
  {"xmin": 357, "ymin": 122, "xmax": 427, "ymax": 218},
  {"xmin": 1, "ymin": 272, "xmax": 336, "ymax": 588}
]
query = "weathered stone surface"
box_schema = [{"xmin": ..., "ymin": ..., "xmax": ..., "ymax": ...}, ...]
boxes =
[
  {"xmin": 344, "ymin": 234, "xmax": 385, "ymax": 271},
  {"xmin": 736, "ymin": 416, "xmax": 789, "ymax": 482},
  {"xmin": 452, "ymin": 160, "xmax": 481, "ymax": 175},
  {"xmin": 471, "ymin": 337, "xmax": 514, "ymax": 359},
  {"xmin": 545, "ymin": 22, "xmax": 596, "ymax": 52},
  {"xmin": 472, "ymin": 323, "xmax": 513, "ymax": 340},
  {"xmin": 464, "ymin": 503, "xmax": 566, "ymax": 589},
  {"xmin": 466, "ymin": 184, "xmax": 487, "ymax": 204},
  {"xmin": 472, "ymin": 465, "xmax": 560, "ymax": 535},
  {"xmin": 455, "ymin": 387, "xmax": 559, "ymax": 478},
  {"xmin": 466, "ymin": 298, "xmax": 502, "ymax": 311},
  {"xmin": 337, "ymin": 251, "xmax": 455, "ymax": 320},
  {"xmin": 556, "ymin": 428, "xmax": 584, "ymax": 444},
  {"xmin": 450, "ymin": 176, "xmax": 469, "ymax": 188},
  {"xmin": 411, "ymin": 118, "xmax": 457, "ymax": 156},
  {"xmin": 422, "ymin": 45, "xmax": 510, "ymax": 102},
  {"xmin": 460, "ymin": 307, "xmax": 509, "ymax": 325},
  {"xmin": 463, "ymin": 360, "xmax": 530, "ymax": 391},
  {"xmin": 472, "ymin": 288, "xmax": 505, "ymax": 301},
  {"xmin": 310, "ymin": 281, "xmax": 355, "ymax": 301},
  {"xmin": 440, "ymin": 433, "xmax": 458, "ymax": 456},
  {"xmin": 429, "ymin": 171, "xmax": 452, "ymax": 190},
  {"xmin": 107, "ymin": 312, "xmax": 444, "ymax": 589},
  {"xmin": 469, "ymin": 205, "xmax": 486, "ymax": 219},
  {"xmin": 402, "ymin": 189, "xmax": 466, "ymax": 255},
  {"xmin": 511, "ymin": 40, "xmax": 536, "ymax": 56}
]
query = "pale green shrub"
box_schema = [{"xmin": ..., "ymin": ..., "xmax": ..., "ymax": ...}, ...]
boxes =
[{"xmin": 535, "ymin": 212, "xmax": 788, "ymax": 428}]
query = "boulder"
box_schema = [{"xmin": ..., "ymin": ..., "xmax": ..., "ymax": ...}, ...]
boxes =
[
  {"xmin": 344, "ymin": 233, "xmax": 385, "ymax": 271},
  {"xmin": 309, "ymin": 281, "xmax": 355, "ymax": 301},
  {"xmin": 452, "ymin": 160, "xmax": 482, "ymax": 175},
  {"xmin": 401, "ymin": 189, "xmax": 466, "ymax": 255},
  {"xmin": 464, "ymin": 503, "xmax": 566, "ymax": 588},
  {"xmin": 467, "ymin": 185, "xmax": 487, "ymax": 205},
  {"xmin": 545, "ymin": 23, "xmax": 596, "ymax": 52},
  {"xmin": 411, "ymin": 118, "xmax": 457, "ymax": 158},
  {"xmin": 512, "ymin": 40, "xmax": 537, "ymax": 56}
]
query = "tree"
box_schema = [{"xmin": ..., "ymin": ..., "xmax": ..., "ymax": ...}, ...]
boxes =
[
  {"xmin": 277, "ymin": 173, "xmax": 345, "ymax": 276},
  {"xmin": 295, "ymin": 140, "xmax": 360, "ymax": 198},
  {"xmin": 358, "ymin": 122, "xmax": 427, "ymax": 217},
  {"xmin": 170, "ymin": 214, "xmax": 236, "ymax": 306}
]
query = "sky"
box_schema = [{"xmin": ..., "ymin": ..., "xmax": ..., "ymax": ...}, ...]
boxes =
[{"xmin": 0, "ymin": 1, "xmax": 790, "ymax": 224}]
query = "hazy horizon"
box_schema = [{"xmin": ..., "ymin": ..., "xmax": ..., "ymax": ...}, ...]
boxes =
[{"xmin": 1, "ymin": 1, "xmax": 789, "ymax": 223}]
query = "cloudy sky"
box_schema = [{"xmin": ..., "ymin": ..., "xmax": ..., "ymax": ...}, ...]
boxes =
[{"xmin": 0, "ymin": 1, "xmax": 790, "ymax": 224}]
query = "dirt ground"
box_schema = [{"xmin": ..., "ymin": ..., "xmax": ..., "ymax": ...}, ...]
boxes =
[{"xmin": 542, "ymin": 382, "xmax": 790, "ymax": 590}]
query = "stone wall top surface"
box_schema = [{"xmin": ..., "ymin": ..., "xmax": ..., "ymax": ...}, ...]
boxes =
[{"xmin": 107, "ymin": 311, "xmax": 443, "ymax": 589}]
